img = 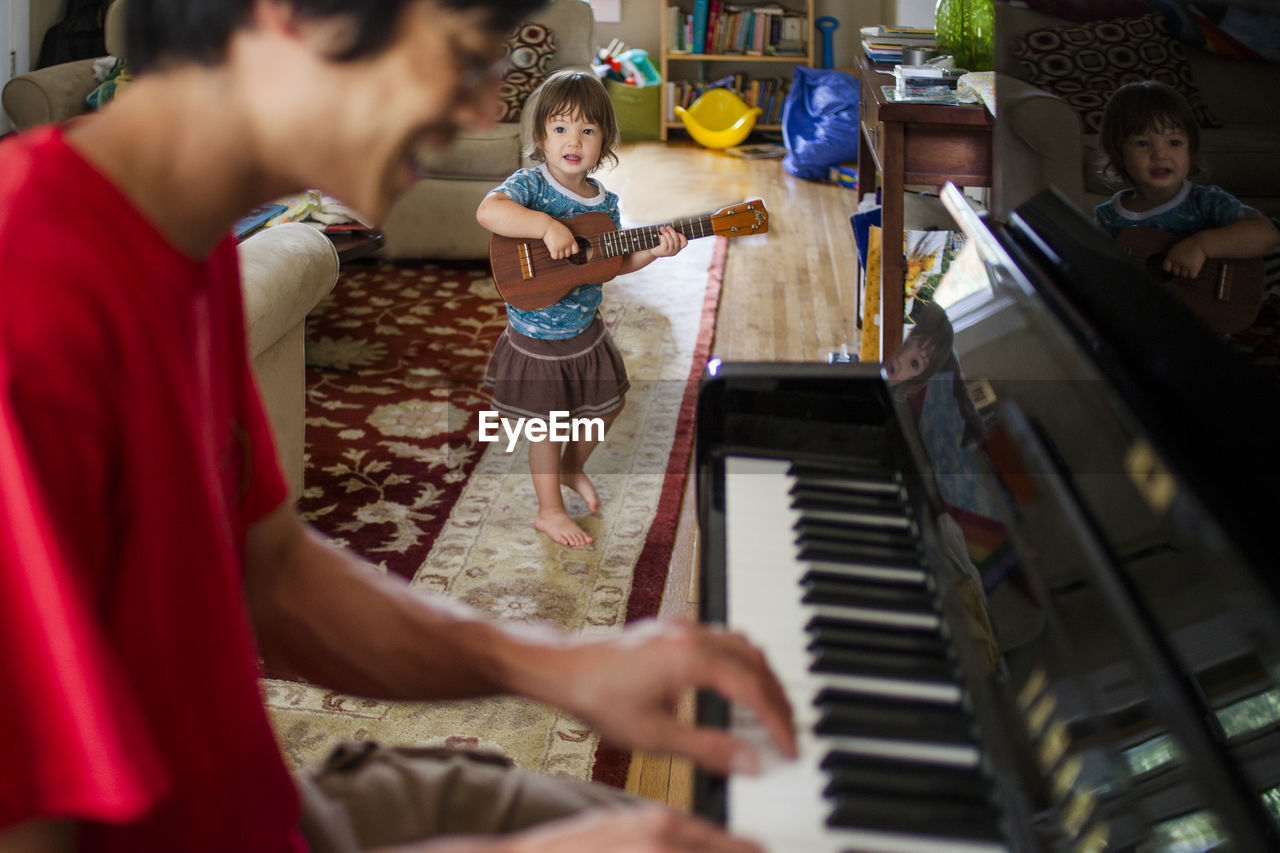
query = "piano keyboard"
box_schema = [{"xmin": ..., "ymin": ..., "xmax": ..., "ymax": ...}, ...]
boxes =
[{"xmin": 721, "ymin": 455, "xmax": 1007, "ymax": 853}]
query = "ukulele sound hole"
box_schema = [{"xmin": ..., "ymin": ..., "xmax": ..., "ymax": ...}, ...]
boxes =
[{"xmin": 568, "ymin": 235, "xmax": 593, "ymax": 266}]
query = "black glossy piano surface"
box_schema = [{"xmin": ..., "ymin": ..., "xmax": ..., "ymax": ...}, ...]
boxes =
[{"xmin": 694, "ymin": 187, "xmax": 1280, "ymax": 852}]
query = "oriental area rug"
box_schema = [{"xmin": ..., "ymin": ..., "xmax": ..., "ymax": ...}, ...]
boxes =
[{"xmin": 262, "ymin": 235, "xmax": 726, "ymax": 788}]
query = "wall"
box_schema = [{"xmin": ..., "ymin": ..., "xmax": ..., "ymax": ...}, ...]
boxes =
[{"xmin": 594, "ymin": 0, "xmax": 886, "ymax": 71}]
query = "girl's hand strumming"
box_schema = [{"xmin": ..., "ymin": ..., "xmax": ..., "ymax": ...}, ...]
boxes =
[
  {"xmin": 1165, "ymin": 233, "xmax": 1207, "ymax": 279},
  {"xmin": 543, "ymin": 218, "xmax": 579, "ymax": 260}
]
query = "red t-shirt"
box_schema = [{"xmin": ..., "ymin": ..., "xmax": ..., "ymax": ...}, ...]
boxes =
[{"xmin": 0, "ymin": 127, "xmax": 305, "ymax": 851}]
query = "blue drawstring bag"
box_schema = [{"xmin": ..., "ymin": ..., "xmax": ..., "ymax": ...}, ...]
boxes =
[{"xmin": 781, "ymin": 66, "xmax": 861, "ymax": 181}]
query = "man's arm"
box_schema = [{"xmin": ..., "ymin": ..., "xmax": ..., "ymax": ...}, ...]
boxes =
[{"xmin": 244, "ymin": 505, "xmax": 795, "ymax": 775}]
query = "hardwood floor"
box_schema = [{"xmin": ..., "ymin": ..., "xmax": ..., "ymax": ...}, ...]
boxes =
[{"xmin": 604, "ymin": 140, "xmax": 862, "ymax": 809}]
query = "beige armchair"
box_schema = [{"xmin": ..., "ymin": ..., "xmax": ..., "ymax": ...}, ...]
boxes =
[
  {"xmin": 379, "ymin": 0, "xmax": 596, "ymax": 260},
  {"xmin": 240, "ymin": 224, "xmax": 339, "ymax": 495},
  {"xmin": 3, "ymin": 1, "xmax": 339, "ymax": 496}
]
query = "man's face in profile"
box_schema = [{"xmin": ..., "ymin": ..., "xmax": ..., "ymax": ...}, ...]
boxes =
[{"xmin": 308, "ymin": 0, "xmax": 508, "ymax": 223}]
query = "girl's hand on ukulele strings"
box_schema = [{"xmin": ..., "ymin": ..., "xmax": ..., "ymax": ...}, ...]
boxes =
[
  {"xmin": 1164, "ymin": 235, "xmax": 1207, "ymax": 279},
  {"xmin": 650, "ymin": 225, "xmax": 688, "ymax": 260},
  {"xmin": 543, "ymin": 218, "xmax": 579, "ymax": 260}
]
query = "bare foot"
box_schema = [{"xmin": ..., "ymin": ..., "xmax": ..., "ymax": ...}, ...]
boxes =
[
  {"xmin": 560, "ymin": 470, "xmax": 600, "ymax": 514},
  {"xmin": 535, "ymin": 508, "xmax": 594, "ymax": 547}
]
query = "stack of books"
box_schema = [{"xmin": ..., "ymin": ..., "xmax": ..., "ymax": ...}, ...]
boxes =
[
  {"xmin": 667, "ymin": 2, "xmax": 809, "ymax": 57},
  {"xmin": 860, "ymin": 24, "xmax": 935, "ymax": 64}
]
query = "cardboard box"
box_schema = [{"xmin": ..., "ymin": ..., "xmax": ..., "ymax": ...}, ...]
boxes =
[{"xmin": 606, "ymin": 79, "xmax": 661, "ymax": 141}]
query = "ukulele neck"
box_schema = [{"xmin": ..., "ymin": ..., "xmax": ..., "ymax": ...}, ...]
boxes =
[{"xmin": 600, "ymin": 215, "xmax": 714, "ymax": 258}]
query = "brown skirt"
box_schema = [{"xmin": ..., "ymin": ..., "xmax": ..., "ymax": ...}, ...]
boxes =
[{"xmin": 483, "ymin": 314, "xmax": 629, "ymax": 420}]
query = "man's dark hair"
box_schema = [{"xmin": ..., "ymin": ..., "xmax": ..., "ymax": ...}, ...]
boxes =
[{"xmin": 126, "ymin": 0, "xmax": 546, "ymax": 73}]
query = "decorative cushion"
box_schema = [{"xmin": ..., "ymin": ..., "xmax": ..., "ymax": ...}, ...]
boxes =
[
  {"xmin": 86, "ymin": 57, "xmax": 131, "ymax": 109},
  {"xmin": 497, "ymin": 23, "xmax": 556, "ymax": 123},
  {"xmin": 1015, "ymin": 13, "xmax": 1222, "ymax": 134}
]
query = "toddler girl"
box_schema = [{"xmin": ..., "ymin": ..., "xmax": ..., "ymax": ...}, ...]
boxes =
[
  {"xmin": 478, "ymin": 69, "xmax": 687, "ymax": 547},
  {"xmin": 1094, "ymin": 80, "xmax": 1278, "ymax": 279}
]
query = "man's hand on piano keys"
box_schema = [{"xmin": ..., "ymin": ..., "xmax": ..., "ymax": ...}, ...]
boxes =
[{"xmin": 528, "ymin": 619, "xmax": 797, "ymax": 776}]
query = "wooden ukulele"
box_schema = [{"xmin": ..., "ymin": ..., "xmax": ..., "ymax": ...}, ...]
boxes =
[
  {"xmin": 1115, "ymin": 226, "xmax": 1264, "ymax": 334},
  {"xmin": 489, "ymin": 200, "xmax": 769, "ymax": 310}
]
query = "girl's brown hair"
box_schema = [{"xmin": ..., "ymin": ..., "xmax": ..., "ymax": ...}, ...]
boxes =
[
  {"xmin": 524, "ymin": 70, "xmax": 620, "ymax": 172},
  {"xmin": 1097, "ymin": 80, "xmax": 1204, "ymax": 189}
]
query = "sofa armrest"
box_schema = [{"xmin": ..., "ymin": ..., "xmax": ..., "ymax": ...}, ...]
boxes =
[
  {"xmin": 2, "ymin": 58, "xmax": 101, "ymax": 132},
  {"xmin": 995, "ymin": 76, "xmax": 1089, "ymax": 218},
  {"xmin": 239, "ymin": 223, "xmax": 339, "ymax": 360}
]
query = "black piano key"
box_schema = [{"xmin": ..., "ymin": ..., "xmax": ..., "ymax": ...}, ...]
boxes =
[
  {"xmin": 810, "ymin": 645, "xmax": 956, "ymax": 682},
  {"xmin": 825, "ymin": 790, "xmax": 1002, "ymax": 840},
  {"xmin": 821, "ymin": 753, "xmax": 990, "ymax": 804},
  {"xmin": 800, "ymin": 569, "xmax": 932, "ymax": 600},
  {"xmin": 795, "ymin": 519, "xmax": 918, "ymax": 551},
  {"xmin": 813, "ymin": 694, "xmax": 973, "ymax": 743},
  {"xmin": 789, "ymin": 485, "xmax": 904, "ymax": 514},
  {"xmin": 802, "ymin": 578, "xmax": 936, "ymax": 613},
  {"xmin": 799, "ymin": 541, "xmax": 921, "ymax": 569},
  {"xmin": 789, "ymin": 462, "xmax": 899, "ymax": 488},
  {"xmin": 806, "ymin": 618, "xmax": 947, "ymax": 656}
]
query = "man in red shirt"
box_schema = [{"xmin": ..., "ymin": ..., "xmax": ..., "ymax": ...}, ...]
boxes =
[{"xmin": 0, "ymin": 1, "xmax": 795, "ymax": 851}]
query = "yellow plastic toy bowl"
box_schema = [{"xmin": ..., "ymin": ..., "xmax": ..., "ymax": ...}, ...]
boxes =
[{"xmin": 675, "ymin": 89, "xmax": 763, "ymax": 150}]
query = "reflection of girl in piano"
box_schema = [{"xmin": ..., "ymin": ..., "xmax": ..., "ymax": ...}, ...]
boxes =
[
  {"xmin": 886, "ymin": 302, "xmax": 983, "ymax": 451},
  {"xmin": 884, "ymin": 299, "xmax": 955, "ymax": 392},
  {"xmin": 886, "ymin": 300, "xmax": 1000, "ymax": 669}
]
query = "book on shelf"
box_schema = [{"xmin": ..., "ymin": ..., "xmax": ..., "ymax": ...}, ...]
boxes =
[
  {"xmin": 692, "ymin": 0, "xmax": 709, "ymax": 54},
  {"xmin": 666, "ymin": 2, "xmax": 806, "ymax": 58}
]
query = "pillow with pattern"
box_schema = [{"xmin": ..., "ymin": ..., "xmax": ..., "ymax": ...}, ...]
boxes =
[
  {"xmin": 1015, "ymin": 12, "xmax": 1222, "ymax": 134},
  {"xmin": 498, "ymin": 23, "xmax": 556, "ymax": 123},
  {"xmin": 86, "ymin": 57, "xmax": 132, "ymax": 110}
]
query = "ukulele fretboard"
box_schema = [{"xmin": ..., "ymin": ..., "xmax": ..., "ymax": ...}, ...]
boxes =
[{"xmin": 600, "ymin": 215, "xmax": 715, "ymax": 258}]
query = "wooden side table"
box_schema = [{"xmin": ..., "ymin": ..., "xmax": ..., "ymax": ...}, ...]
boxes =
[
  {"xmin": 855, "ymin": 52, "xmax": 993, "ymax": 360},
  {"xmin": 324, "ymin": 228, "xmax": 385, "ymax": 265}
]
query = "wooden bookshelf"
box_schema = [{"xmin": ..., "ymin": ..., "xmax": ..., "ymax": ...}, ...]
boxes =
[{"xmin": 659, "ymin": 0, "xmax": 816, "ymax": 140}]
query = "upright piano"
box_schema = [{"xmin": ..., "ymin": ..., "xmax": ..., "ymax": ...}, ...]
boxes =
[{"xmin": 695, "ymin": 185, "xmax": 1280, "ymax": 852}]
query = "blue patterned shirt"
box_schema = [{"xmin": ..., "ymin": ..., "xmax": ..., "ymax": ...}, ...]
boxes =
[
  {"xmin": 1094, "ymin": 181, "xmax": 1248, "ymax": 238},
  {"xmin": 492, "ymin": 165, "xmax": 621, "ymax": 340}
]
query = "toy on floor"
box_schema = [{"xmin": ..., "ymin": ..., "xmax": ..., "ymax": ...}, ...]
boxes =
[{"xmin": 675, "ymin": 88, "xmax": 762, "ymax": 150}]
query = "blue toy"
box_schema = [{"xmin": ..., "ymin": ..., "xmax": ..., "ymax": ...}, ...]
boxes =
[{"xmin": 815, "ymin": 16, "xmax": 839, "ymax": 70}]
